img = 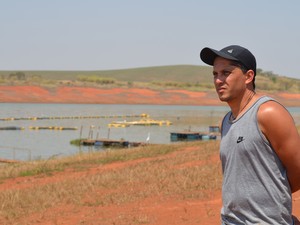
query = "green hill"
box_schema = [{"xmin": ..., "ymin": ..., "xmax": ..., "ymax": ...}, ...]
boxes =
[
  {"xmin": 0, "ymin": 65, "xmax": 211, "ymax": 82},
  {"xmin": 0, "ymin": 65, "xmax": 300, "ymax": 93}
]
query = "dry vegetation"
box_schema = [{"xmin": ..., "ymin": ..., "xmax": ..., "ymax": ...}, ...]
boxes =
[
  {"xmin": 0, "ymin": 141, "xmax": 222, "ymax": 224},
  {"xmin": 1, "ymin": 65, "xmax": 300, "ymax": 93}
]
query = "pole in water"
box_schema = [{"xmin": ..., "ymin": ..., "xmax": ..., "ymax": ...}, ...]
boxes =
[
  {"xmin": 107, "ymin": 128, "xmax": 110, "ymax": 139},
  {"xmin": 88, "ymin": 125, "xmax": 95, "ymax": 139},
  {"xmin": 96, "ymin": 126, "xmax": 100, "ymax": 140},
  {"xmin": 79, "ymin": 125, "xmax": 83, "ymax": 139}
]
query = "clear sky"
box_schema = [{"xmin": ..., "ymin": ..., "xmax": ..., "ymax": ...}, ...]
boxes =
[{"xmin": 1, "ymin": 0, "xmax": 300, "ymax": 79}]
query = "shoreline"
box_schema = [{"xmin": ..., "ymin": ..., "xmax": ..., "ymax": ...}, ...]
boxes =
[{"xmin": 1, "ymin": 86, "xmax": 300, "ymax": 107}]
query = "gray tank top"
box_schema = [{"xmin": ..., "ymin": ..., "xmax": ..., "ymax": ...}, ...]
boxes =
[{"xmin": 220, "ymin": 96, "xmax": 293, "ymax": 225}]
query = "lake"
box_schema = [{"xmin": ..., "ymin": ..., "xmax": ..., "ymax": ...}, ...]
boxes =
[{"xmin": 1, "ymin": 103, "xmax": 300, "ymax": 161}]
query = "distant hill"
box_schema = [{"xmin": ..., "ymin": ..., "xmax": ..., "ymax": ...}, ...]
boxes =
[
  {"xmin": 0, "ymin": 65, "xmax": 212, "ymax": 82},
  {"xmin": 0, "ymin": 65, "xmax": 300, "ymax": 93}
]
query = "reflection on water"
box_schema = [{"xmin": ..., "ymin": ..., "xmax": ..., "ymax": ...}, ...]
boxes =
[{"xmin": 0, "ymin": 103, "xmax": 299, "ymax": 161}]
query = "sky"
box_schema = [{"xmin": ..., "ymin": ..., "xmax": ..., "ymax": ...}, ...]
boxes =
[{"xmin": 1, "ymin": 0, "xmax": 300, "ymax": 79}]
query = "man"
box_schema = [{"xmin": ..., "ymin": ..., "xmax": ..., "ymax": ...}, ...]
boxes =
[{"xmin": 200, "ymin": 45, "xmax": 300, "ymax": 224}]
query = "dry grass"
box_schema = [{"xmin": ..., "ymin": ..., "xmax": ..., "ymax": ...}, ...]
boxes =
[{"xmin": 0, "ymin": 141, "xmax": 222, "ymax": 223}]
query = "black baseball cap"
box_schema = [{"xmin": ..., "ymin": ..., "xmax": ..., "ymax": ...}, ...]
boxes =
[{"xmin": 200, "ymin": 45, "xmax": 256, "ymax": 75}]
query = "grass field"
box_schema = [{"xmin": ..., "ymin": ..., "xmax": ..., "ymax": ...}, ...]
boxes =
[{"xmin": 0, "ymin": 141, "xmax": 222, "ymax": 224}]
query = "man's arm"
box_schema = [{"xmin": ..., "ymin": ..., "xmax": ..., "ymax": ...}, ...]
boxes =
[{"xmin": 258, "ymin": 101, "xmax": 300, "ymax": 193}]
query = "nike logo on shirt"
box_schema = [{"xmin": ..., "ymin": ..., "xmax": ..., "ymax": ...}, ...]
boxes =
[{"xmin": 237, "ymin": 136, "xmax": 245, "ymax": 143}]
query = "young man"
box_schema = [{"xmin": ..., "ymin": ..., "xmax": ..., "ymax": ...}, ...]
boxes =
[{"xmin": 200, "ymin": 45, "xmax": 300, "ymax": 224}]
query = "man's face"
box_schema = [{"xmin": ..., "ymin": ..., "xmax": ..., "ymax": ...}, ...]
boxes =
[{"xmin": 212, "ymin": 57, "xmax": 247, "ymax": 102}]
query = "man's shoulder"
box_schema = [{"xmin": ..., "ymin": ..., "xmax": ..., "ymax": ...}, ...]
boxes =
[
  {"xmin": 257, "ymin": 96, "xmax": 292, "ymax": 127},
  {"xmin": 258, "ymin": 97, "xmax": 286, "ymax": 113}
]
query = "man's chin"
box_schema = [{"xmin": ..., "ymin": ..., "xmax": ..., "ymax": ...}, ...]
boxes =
[
  {"xmin": 218, "ymin": 96, "xmax": 227, "ymax": 102},
  {"xmin": 219, "ymin": 95, "xmax": 226, "ymax": 102}
]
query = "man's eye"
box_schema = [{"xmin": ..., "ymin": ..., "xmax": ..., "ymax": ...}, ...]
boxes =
[{"xmin": 224, "ymin": 71, "xmax": 231, "ymax": 76}]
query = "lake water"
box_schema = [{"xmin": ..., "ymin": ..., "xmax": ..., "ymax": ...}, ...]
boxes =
[{"xmin": 1, "ymin": 103, "xmax": 300, "ymax": 161}]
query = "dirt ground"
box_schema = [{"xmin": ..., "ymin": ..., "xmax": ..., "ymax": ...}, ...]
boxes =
[
  {"xmin": 0, "ymin": 86, "xmax": 300, "ymax": 224},
  {"xmin": 0, "ymin": 146, "xmax": 299, "ymax": 225}
]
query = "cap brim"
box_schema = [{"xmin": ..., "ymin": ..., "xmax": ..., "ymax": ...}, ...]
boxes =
[{"xmin": 200, "ymin": 47, "xmax": 239, "ymax": 66}]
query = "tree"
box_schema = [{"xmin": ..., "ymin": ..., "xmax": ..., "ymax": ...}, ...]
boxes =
[{"xmin": 9, "ymin": 72, "xmax": 26, "ymax": 80}]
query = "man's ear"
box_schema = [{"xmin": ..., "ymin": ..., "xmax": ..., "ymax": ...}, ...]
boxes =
[{"xmin": 245, "ymin": 70, "xmax": 255, "ymax": 85}]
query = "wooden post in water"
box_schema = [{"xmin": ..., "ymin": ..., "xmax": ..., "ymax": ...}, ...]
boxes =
[
  {"xmin": 88, "ymin": 125, "xmax": 95, "ymax": 139},
  {"xmin": 79, "ymin": 125, "xmax": 83, "ymax": 139},
  {"xmin": 107, "ymin": 128, "xmax": 110, "ymax": 139},
  {"xmin": 96, "ymin": 126, "xmax": 100, "ymax": 140}
]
